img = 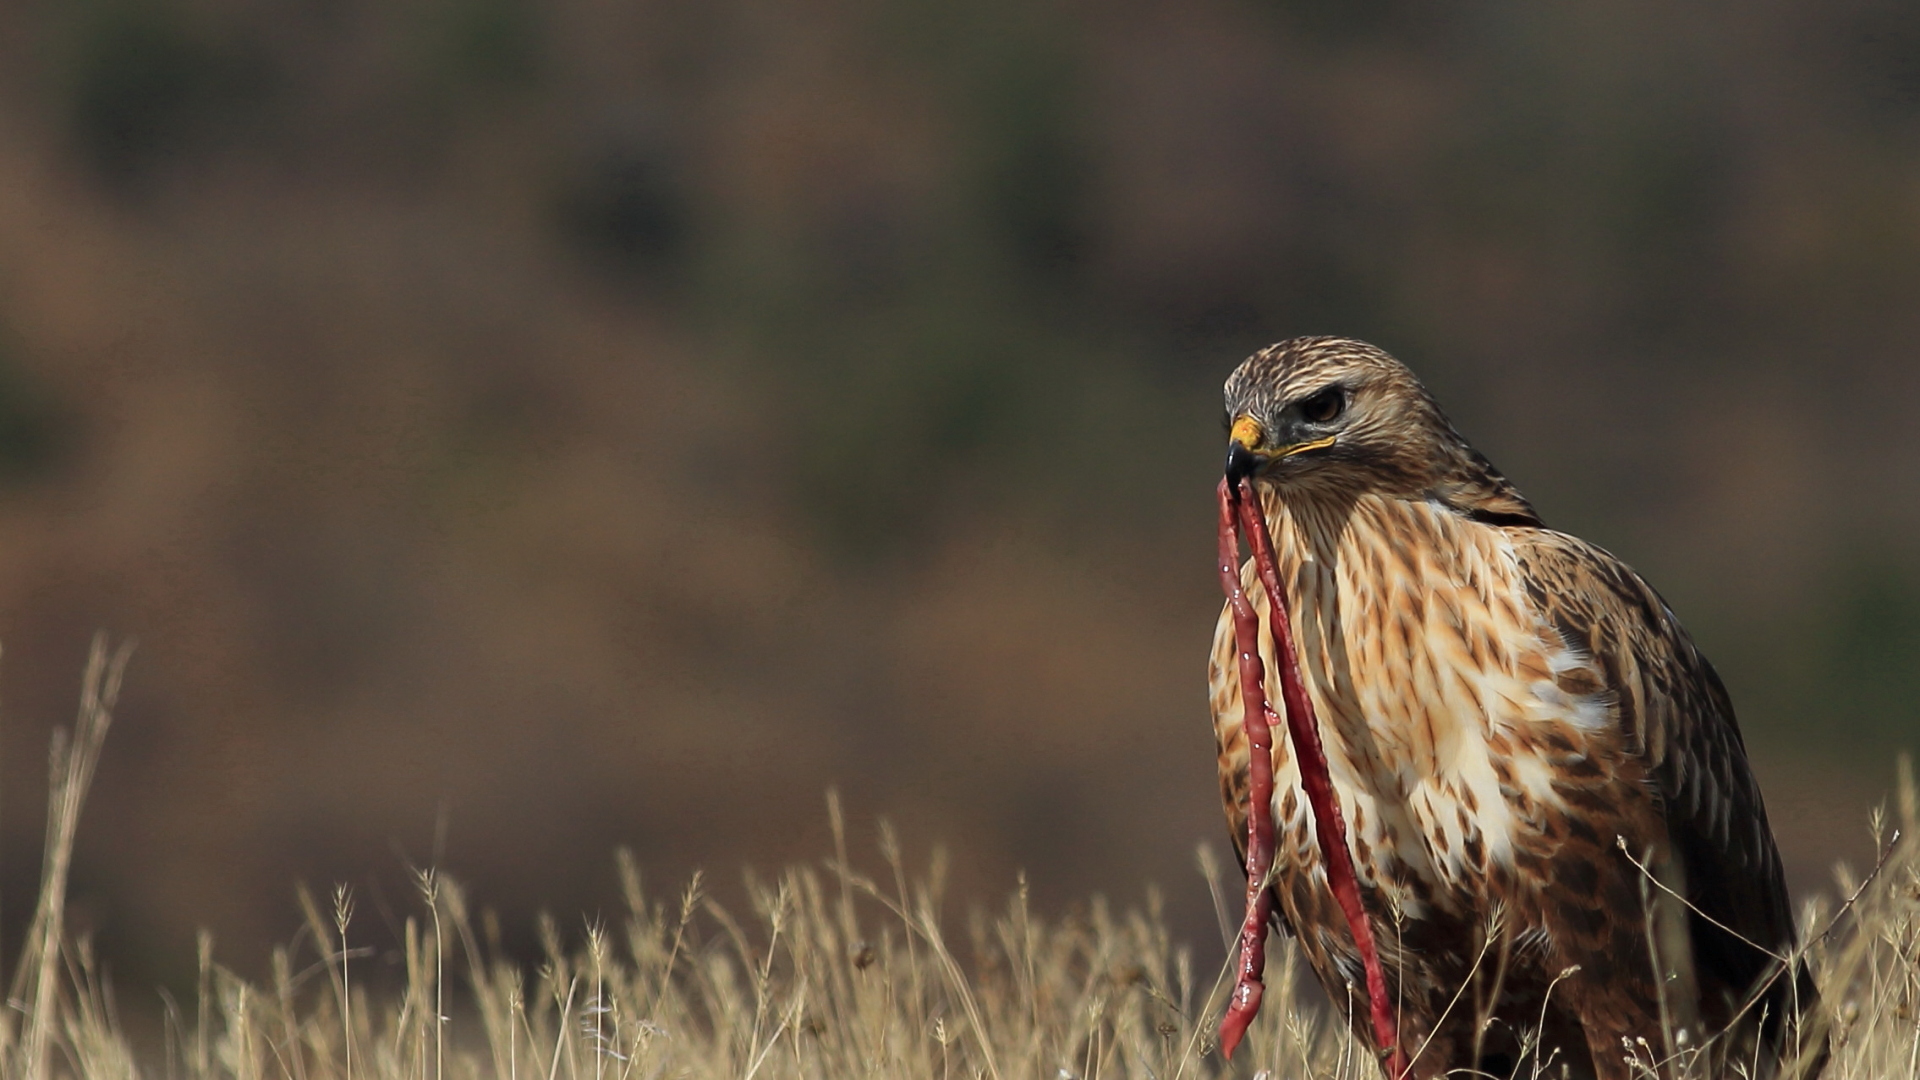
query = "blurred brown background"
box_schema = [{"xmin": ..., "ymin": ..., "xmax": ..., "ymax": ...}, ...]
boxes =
[{"xmin": 0, "ymin": 0, "xmax": 1914, "ymax": 1005}]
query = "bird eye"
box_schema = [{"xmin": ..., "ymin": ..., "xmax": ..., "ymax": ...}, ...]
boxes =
[{"xmin": 1300, "ymin": 387, "xmax": 1345, "ymax": 424}]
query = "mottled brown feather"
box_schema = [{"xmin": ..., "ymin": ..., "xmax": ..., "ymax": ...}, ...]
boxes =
[{"xmin": 1514, "ymin": 530, "xmax": 1823, "ymax": 1064}]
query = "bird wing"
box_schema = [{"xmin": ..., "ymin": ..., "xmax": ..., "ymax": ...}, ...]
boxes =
[{"xmin": 1510, "ymin": 528, "xmax": 1804, "ymax": 1017}]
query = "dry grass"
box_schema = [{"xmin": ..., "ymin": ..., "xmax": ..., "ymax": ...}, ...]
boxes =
[{"xmin": 2, "ymin": 640, "xmax": 1917, "ymax": 1080}]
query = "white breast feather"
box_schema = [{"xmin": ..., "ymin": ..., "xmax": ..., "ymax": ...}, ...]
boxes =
[{"xmin": 1233, "ymin": 498, "xmax": 1615, "ymax": 917}]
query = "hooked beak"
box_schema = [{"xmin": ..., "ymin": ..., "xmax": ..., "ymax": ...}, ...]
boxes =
[
  {"xmin": 1224, "ymin": 415, "xmax": 1336, "ymax": 485},
  {"xmin": 1225, "ymin": 441, "xmax": 1261, "ymax": 487}
]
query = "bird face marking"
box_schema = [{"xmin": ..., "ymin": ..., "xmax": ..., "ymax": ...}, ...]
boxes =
[
  {"xmin": 1221, "ymin": 337, "xmax": 1449, "ymax": 496},
  {"xmin": 1225, "ymin": 412, "xmax": 1341, "ymax": 485}
]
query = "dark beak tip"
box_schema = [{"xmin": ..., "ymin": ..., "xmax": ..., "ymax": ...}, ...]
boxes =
[{"xmin": 1224, "ymin": 442, "xmax": 1259, "ymax": 485}]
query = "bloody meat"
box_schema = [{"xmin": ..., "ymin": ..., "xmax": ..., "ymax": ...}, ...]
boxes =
[{"xmin": 1215, "ymin": 476, "xmax": 1406, "ymax": 1077}]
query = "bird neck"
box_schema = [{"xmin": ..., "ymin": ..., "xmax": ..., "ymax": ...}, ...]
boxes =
[{"xmin": 1427, "ymin": 445, "xmax": 1544, "ymax": 528}]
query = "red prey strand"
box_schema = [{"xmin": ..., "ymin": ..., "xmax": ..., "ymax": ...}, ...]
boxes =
[
  {"xmin": 1214, "ymin": 478, "xmax": 1278, "ymax": 1060},
  {"xmin": 1215, "ymin": 477, "xmax": 1407, "ymax": 1078}
]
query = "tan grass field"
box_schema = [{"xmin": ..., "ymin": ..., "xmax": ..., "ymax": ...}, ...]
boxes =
[{"xmin": 3, "ymin": 639, "xmax": 1915, "ymax": 1080}]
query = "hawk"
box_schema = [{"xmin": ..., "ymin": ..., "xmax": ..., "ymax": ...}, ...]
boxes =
[{"xmin": 1207, "ymin": 337, "xmax": 1824, "ymax": 1079}]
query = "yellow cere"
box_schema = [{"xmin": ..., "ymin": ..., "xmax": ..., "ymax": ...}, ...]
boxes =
[{"xmin": 1229, "ymin": 415, "xmax": 1264, "ymax": 449}]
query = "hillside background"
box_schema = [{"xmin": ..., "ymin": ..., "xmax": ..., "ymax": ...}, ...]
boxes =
[{"xmin": 0, "ymin": 0, "xmax": 1914, "ymax": 1019}]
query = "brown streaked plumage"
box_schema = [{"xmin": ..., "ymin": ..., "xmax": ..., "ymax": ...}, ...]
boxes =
[{"xmin": 1208, "ymin": 337, "xmax": 1824, "ymax": 1079}]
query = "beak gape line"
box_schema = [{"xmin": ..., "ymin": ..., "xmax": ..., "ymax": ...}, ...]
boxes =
[{"xmin": 1222, "ymin": 424, "xmax": 1338, "ymax": 484}]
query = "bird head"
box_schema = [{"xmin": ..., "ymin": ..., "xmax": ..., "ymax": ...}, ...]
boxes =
[
  {"xmin": 1221, "ymin": 337, "xmax": 1541, "ymax": 523},
  {"xmin": 1222, "ymin": 337, "xmax": 1442, "ymax": 490}
]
